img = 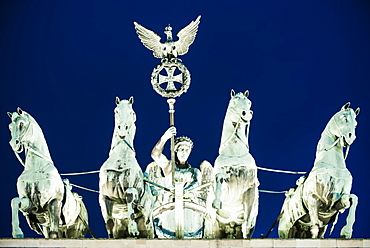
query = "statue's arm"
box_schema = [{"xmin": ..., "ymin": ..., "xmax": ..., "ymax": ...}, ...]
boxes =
[{"xmin": 151, "ymin": 126, "xmax": 176, "ymax": 176}]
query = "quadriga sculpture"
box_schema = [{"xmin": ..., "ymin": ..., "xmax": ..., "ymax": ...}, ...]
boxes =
[
  {"xmin": 8, "ymin": 108, "xmax": 88, "ymax": 238},
  {"xmin": 278, "ymin": 103, "xmax": 360, "ymax": 239},
  {"xmin": 99, "ymin": 97, "xmax": 154, "ymax": 238},
  {"xmin": 204, "ymin": 90, "xmax": 259, "ymax": 238}
]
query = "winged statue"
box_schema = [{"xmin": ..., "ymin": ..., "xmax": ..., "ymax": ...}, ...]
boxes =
[{"xmin": 134, "ymin": 15, "xmax": 201, "ymax": 60}]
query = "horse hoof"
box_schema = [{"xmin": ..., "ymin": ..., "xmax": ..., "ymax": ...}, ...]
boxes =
[
  {"xmin": 310, "ymin": 225, "xmax": 319, "ymax": 238},
  {"xmin": 129, "ymin": 228, "xmax": 140, "ymax": 237},
  {"xmin": 49, "ymin": 231, "xmax": 58, "ymax": 239},
  {"xmin": 106, "ymin": 219, "xmax": 114, "ymax": 229},
  {"xmin": 12, "ymin": 233, "xmax": 24, "ymax": 239},
  {"xmin": 212, "ymin": 199, "xmax": 222, "ymax": 209},
  {"xmin": 128, "ymin": 222, "xmax": 139, "ymax": 237},
  {"xmin": 340, "ymin": 226, "xmax": 352, "ymax": 239}
]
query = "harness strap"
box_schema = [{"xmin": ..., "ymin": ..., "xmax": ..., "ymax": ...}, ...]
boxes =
[
  {"xmin": 14, "ymin": 151, "xmax": 25, "ymax": 167},
  {"xmin": 69, "ymin": 183, "xmax": 99, "ymax": 193},
  {"xmin": 257, "ymin": 166, "xmax": 307, "ymax": 175},
  {"xmin": 220, "ymin": 117, "xmax": 250, "ymax": 153},
  {"xmin": 26, "ymin": 145, "xmax": 53, "ymax": 164},
  {"xmin": 324, "ymin": 113, "xmax": 351, "ymax": 160},
  {"xmin": 324, "ymin": 136, "xmax": 340, "ymax": 152},
  {"xmin": 77, "ymin": 213, "xmax": 98, "ymax": 239},
  {"xmin": 111, "ymin": 139, "xmax": 135, "ymax": 153},
  {"xmin": 61, "ymin": 170, "xmax": 100, "ymax": 176},
  {"xmin": 344, "ymin": 145, "xmax": 350, "ymax": 160},
  {"xmin": 13, "ymin": 139, "xmax": 54, "ymax": 167}
]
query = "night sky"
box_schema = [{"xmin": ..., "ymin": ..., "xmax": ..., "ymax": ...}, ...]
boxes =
[{"xmin": 0, "ymin": 0, "xmax": 369, "ymax": 239}]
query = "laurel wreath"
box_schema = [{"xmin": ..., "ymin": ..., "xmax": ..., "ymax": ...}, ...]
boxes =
[{"xmin": 151, "ymin": 60, "xmax": 191, "ymax": 98}]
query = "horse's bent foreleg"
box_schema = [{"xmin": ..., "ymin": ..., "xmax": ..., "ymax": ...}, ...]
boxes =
[
  {"xmin": 48, "ymin": 199, "xmax": 61, "ymax": 238},
  {"xmin": 340, "ymin": 194, "xmax": 358, "ymax": 239},
  {"xmin": 11, "ymin": 197, "xmax": 30, "ymax": 238},
  {"xmin": 126, "ymin": 188, "xmax": 139, "ymax": 236},
  {"xmin": 212, "ymin": 173, "xmax": 223, "ymax": 209}
]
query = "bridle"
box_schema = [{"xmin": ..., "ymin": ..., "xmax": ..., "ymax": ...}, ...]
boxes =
[
  {"xmin": 11, "ymin": 115, "xmax": 53, "ymax": 166},
  {"xmin": 324, "ymin": 111, "xmax": 354, "ymax": 160},
  {"xmin": 111, "ymin": 108, "xmax": 136, "ymax": 153},
  {"xmin": 220, "ymin": 107, "xmax": 251, "ymax": 153}
]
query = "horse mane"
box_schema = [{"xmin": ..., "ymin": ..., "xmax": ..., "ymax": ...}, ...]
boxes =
[{"xmin": 26, "ymin": 112, "xmax": 52, "ymax": 160}]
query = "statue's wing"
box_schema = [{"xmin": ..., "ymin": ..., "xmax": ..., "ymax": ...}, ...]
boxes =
[
  {"xmin": 200, "ymin": 160, "xmax": 213, "ymax": 185},
  {"xmin": 175, "ymin": 15, "xmax": 201, "ymax": 56},
  {"xmin": 199, "ymin": 160, "xmax": 213, "ymax": 205},
  {"xmin": 134, "ymin": 22, "xmax": 163, "ymax": 58}
]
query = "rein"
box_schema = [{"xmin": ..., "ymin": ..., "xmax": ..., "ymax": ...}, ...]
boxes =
[
  {"xmin": 122, "ymin": 139, "xmax": 135, "ymax": 153},
  {"xmin": 220, "ymin": 115, "xmax": 250, "ymax": 153},
  {"xmin": 110, "ymin": 138, "xmax": 136, "ymax": 153},
  {"xmin": 12, "ymin": 116, "xmax": 53, "ymax": 167}
]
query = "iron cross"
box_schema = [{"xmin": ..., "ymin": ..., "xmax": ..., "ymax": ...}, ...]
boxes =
[{"xmin": 158, "ymin": 66, "xmax": 183, "ymax": 91}]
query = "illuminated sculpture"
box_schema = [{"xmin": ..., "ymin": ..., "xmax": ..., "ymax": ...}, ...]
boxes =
[
  {"xmin": 99, "ymin": 97, "xmax": 154, "ymax": 238},
  {"xmin": 8, "ymin": 108, "xmax": 88, "ymax": 238},
  {"xmin": 204, "ymin": 90, "xmax": 259, "ymax": 239},
  {"xmin": 278, "ymin": 103, "xmax": 360, "ymax": 239}
]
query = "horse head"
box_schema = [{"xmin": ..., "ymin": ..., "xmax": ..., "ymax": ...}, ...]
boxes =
[
  {"xmin": 327, "ymin": 102, "xmax": 360, "ymax": 147},
  {"xmin": 8, "ymin": 108, "xmax": 32, "ymax": 154},
  {"xmin": 227, "ymin": 90, "xmax": 253, "ymax": 124},
  {"xmin": 114, "ymin": 96, "xmax": 136, "ymax": 142}
]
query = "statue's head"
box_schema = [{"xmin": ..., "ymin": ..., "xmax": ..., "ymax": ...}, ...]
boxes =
[{"xmin": 174, "ymin": 136, "xmax": 193, "ymax": 164}]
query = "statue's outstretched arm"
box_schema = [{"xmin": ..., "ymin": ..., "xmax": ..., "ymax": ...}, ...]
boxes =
[{"xmin": 151, "ymin": 126, "xmax": 176, "ymax": 176}]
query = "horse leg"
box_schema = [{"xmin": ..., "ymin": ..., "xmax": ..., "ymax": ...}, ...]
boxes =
[
  {"xmin": 48, "ymin": 198, "xmax": 61, "ymax": 238},
  {"xmin": 140, "ymin": 189, "xmax": 155, "ymax": 238},
  {"xmin": 100, "ymin": 194, "xmax": 115, "ymax": 238},
  {"xmin": 212, "ymin": 173, "xmax": 223, "ymax": 209},
  {"xmin": 126, "ymin": 187, "xmax": 139, "ymax": 237},
  {"xmin": 340, "ymin": 194, "xmax": 358, "ymax": 239},
  {"xmin": 305, "ymin": 194, "xmax": 321, "ymax": 238},
  {"xmin": 242, "ymin": 187, "xmax": 258, "ymax": 238},
  {"xmin": 11, "ymin": 197, "xmax": 30, "ymax": 238}
]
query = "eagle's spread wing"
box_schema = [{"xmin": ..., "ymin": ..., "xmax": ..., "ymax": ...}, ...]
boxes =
[
  {"xmin": 134, "ymin": 22, "xmax": 163, "ymax": 58},
  {"xmin": 175, "ymin": 15, "xmax": 201, "ymax": 56}
]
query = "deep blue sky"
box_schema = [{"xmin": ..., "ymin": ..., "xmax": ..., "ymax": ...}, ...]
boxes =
[{"xmin": 1, "ymin": 0, "xmax": 369, "ymax": 239}]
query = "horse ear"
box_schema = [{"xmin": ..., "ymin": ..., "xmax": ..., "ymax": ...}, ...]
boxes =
[
  {"xmin": 342, "ymin": 102, "xmax": 350, "ymax": 110},
  {"xmin": 244, "ymin": 90, "xmax": 249, "ymax": 97},
  {"xmin": 116, "ymin": 96, "xmax": 120, "ymax": 105},
  {"xmin": 230, "ymin": 89, "xmax": 235, "ymax": 97},
  {"xmin": 129, "ymin": 96, "xmax": 134, "ymax": 104},
  {"xmin": 355, "ymin": 107, "xmax": 360, "ymax": 116},
  {"xmin": 7, "ymin": 112, "xmax": 12, "ymax": 118},
  {"xmin": 17, "ymin": 107, "xmax": 23, "ymax": 115}
]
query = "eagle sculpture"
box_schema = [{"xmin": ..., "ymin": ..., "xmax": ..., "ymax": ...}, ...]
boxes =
[{"xmin": 134, "ymin": 15, "xmax": 201, "ymax": 60}]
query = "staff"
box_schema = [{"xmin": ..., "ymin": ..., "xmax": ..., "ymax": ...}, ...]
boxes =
[{"xmin": 134, "ymin": 16, "xmax": 201, "ymax": 239}]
